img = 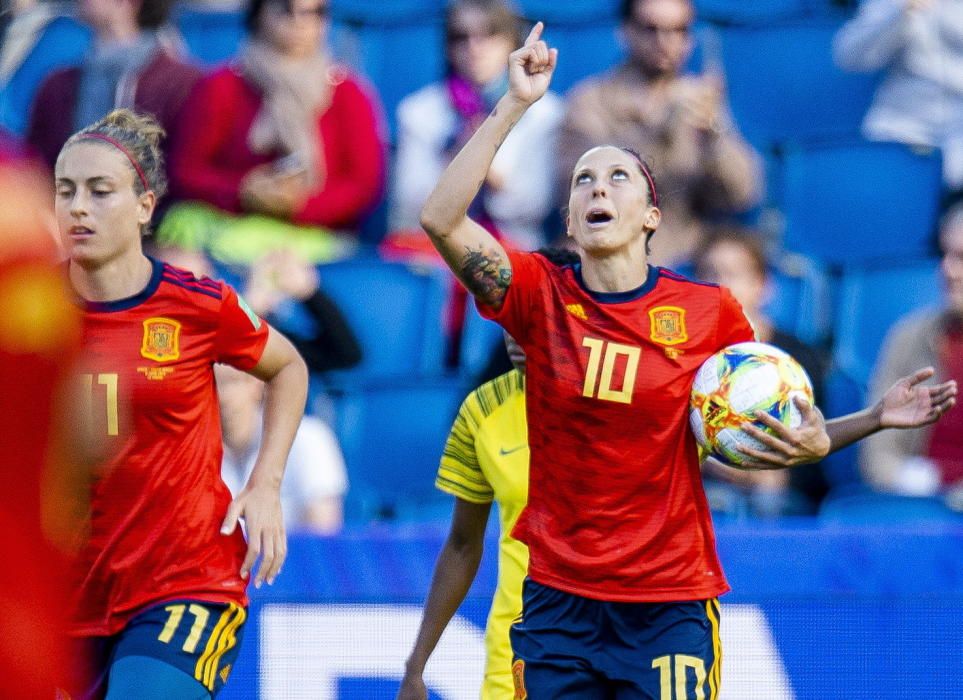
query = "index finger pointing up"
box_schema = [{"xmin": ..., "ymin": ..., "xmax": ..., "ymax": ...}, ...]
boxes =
[{"xmin": 525, "ymin": 21, "xmax": 544, "ymax": 46}]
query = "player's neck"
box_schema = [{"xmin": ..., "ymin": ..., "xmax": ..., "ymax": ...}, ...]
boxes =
[
  {"xmin": 70, "ymin": 252, "xmax": 154, "ymax": 303},
  {"xmin": 580, "ymin": 248, "xmax": 650, "ymax": 294}
]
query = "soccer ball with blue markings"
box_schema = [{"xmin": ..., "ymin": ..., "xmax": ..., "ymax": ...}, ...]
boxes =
[{"xmin": 689, "ymin": 342, "xmax": 814, "ymax": 468}]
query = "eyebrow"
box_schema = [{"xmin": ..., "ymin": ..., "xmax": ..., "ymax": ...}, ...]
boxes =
[{"xmin": 55, "ymin": 175, "xmax": 117, "ymax": 185}]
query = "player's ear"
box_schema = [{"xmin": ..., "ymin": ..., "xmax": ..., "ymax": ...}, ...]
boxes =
[
  {"xmin": 136, "ymin": 190, "xmax": 156, "ymax": 228},
  {"xmin": 643, "ymin": 206, "xmax": 661, "ymax": 232},
  {"xmin": 563, "ymin": 207, "xmax": 572, "ymax": 238}
]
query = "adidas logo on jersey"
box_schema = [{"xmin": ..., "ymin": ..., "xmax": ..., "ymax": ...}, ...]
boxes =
[{"xmin": 565, "ymin": 303, "xmax": 587, "ymax": 320}]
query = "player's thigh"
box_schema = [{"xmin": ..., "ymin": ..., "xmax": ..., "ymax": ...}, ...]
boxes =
[
  {"xmin": 105, "ymin": 656, "xmax": 210, "ymax": 700},
  {"xmin": 509, "ymin": 579, "xmax": 611, "ymax": 699},
  {"xmin": 610, "ymin": 598, "xmax": 722, "ymax": 700},
  {"xmin": 109, "ymin": 599, "xmax": 248, "ymax": 698}
]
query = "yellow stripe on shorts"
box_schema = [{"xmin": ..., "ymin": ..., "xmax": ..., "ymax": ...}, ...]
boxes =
[
  {"xmin": 705, "ymin": 599, "xmax": 722, "ymax": 700},
  {"xmin": 194, "ymin": 603, "xmax": 239, "ymax": 690},
  {"xmin": 202, "ymin": 605, "xmax": 247, "ymax": 689}
]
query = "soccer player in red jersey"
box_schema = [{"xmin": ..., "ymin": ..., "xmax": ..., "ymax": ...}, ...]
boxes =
[
  {"xmin": 55, "ymin": 110, "xmax": 308, "ymax": 699},
  {"xmin": 419, "ymin": 24, "xmax": 957, "ymax": 698}
]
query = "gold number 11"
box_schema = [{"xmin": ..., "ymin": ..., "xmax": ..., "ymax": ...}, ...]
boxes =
[{"xmin": 81, "ymin": 373, "xmax": 118, "ymax": 436}]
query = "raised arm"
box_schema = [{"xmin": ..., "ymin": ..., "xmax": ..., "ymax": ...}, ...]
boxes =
[{"xmin": 419, "ymin": 22, "xmax": 557, "ymax": 310}]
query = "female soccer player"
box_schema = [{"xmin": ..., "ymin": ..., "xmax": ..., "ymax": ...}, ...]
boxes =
[
  {"xmin": 418, "ymin": 24, "xmax": 955, "ymax": 698},
  {"xmin": 57, "ymin": 109, "xmax": 308, "ymax": 699}
]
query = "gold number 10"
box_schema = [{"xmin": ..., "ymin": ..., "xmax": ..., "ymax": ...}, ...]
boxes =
[
  {"xmin": 581, "ymin": 337, "xmax": 641, "ymax": 404},
  {"xmin": 81, "ymin": 373, "xmax": 119, "ymax": 436},
  {"xmin": 652, "ymin": 654, "xmax": 708, "ymax": 700}
]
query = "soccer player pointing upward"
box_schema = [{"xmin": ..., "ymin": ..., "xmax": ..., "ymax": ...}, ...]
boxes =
[
  {"xmin": 418, "ymin": 24, "xmax": 952, "ymax": 698},
  {"xmin": 57, "ymin": 110, "xmax": 308, "ymax": 699}
]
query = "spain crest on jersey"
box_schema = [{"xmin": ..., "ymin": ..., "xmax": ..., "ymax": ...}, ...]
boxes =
[
  {"xmin": 648, "ymin": 306, "xmax": 687, "ymax": 346},
  {"xmin": 141, "ymin": 317, "xmax": 181, "ymax": 362}
]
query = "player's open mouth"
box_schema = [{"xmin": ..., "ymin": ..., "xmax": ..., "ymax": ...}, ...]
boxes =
[
  {"xmin": 70, "ymin": 226, "xmax": 94, "ymax": 238},
  {"xmin": 585, "ymin": 209, "xmax": 614, "ymax": 228}
]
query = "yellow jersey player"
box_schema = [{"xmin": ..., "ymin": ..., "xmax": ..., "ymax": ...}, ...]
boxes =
[{"xmin": 398, "ymin": 331, "xmax": 530, "ymax": 700}]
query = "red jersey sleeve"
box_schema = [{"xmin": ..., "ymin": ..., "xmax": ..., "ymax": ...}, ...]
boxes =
[
  {"xmin": 475, "ymin": 249, "xmax": 545, "ymax": 345},
  {"xmin": 216, "ymin": 285, "xmax": 270, "ymax": 369},
  {"xmin": 716, "ymin": 286, "xmax": 756, "ymax": 347}
]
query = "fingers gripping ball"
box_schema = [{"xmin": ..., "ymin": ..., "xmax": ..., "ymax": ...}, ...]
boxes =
[{"xmin": 689, "ymin": 342, "xmax": 814, "ymax": 467}]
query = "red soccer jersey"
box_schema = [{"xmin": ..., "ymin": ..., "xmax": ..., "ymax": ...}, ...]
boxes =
[
  {"xmin": 479, "ymin": 250, "xmax": 754, "ymax": 602},
  {"xmin": 71, "ymin": 259, "xmax": 269, "ymax": 636}
]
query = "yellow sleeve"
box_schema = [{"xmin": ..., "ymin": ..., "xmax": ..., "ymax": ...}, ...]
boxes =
[{"xmin": 435, "ymin": 387, "xmax": 495, "ymax": 504}]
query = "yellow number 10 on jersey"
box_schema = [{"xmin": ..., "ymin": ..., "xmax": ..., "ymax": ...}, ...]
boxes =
[{"xmin": 581, "ymin": 337, "xmax": 640, "ymax": 404}]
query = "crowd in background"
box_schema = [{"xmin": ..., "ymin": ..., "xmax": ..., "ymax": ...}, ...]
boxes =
[{"xmin": 1, "ymin": 0, "xmax": 961, "ymax": 528}]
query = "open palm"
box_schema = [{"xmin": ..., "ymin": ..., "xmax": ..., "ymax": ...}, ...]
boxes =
[
  {"xmin": 879, "ymin": 367, "xmax": 958, "ymax": 428},
  {"xmin": 507, "ymin": 22, "xmax": 558, "ymax": 106}
]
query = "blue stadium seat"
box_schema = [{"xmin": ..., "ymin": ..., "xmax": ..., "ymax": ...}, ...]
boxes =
[
  {"xmin": 718, "ymin": 21, "xmax": 878, "ymax": 149},
  {"xmin": 333, "ymin": 377, "xmax": 467, "ymax": 522},
  {"xmin": 459, "ymin": 301, "xmax": 505, "ymax": 381},
  {"xmin": 780, "ymin": 141, "xmax": 942, "ymax": 266},
  {"xmin": 765, "ymin": 253, "xmax": 832, "ymax": 345},
  {"xmin": 833, "ymin": 258, "xmax": 942, "ymax": 386},
  {"xmin": 820, "ymin": 367, "xmax": 865, "ymax": 486},
  {"xmin": 819, "ymin": 485, "xmax": 963, "ymax": 524},
  {"xmin": 516, "ymin": 0, "xmax": 623, "ymax": 95},
  {"xmin": 317, "ymin": 257, "xmax": 450, "ymax": 383},
  {"xmin": 673, "ymin": 253, "xmax": 831, "ymax": 345},
  {"xmin": 329, "ymin": 0, "xmax": 446, "ymax": 141},
  {"xmin": 173, "ymin": 4, "xmax": 245, "ymax": 67},
  {"xmin": 693, "ymin": 0, "xmax": 809, "ymax": 24}
]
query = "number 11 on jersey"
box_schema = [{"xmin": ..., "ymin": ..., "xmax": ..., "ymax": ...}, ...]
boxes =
[
  {"xmin": 81, "ymin": 372, "xmax": 119, "ymax": 436},
  {"xmin": 581, "ymin": 337, "xmax": 640, "ymax": 404}
]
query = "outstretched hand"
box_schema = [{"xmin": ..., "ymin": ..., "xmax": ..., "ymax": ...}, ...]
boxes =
[
  {"xmin": 507, "ymin": 22, "xmax": 558, "ymax": 106},
  {"xmin": 736, "ymin": 395, "xmax": 831, "ymax": 470},
  {"xmin": 877, "ymin": 366, "xmax": 958, "ymax": 429}
]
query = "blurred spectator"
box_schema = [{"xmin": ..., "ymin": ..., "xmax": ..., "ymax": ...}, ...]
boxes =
[
  {"xmin": 693, "ymin": 228, "xmax": 829, "ymax": 515},
  {"xmin": 861, "ymin": 201, "xmax": 963, "ymax": 494},
  {"xmin": 389, "ymin": 0, "xmax": 563, "ymax": 251},
  {"xmin": 161, "ymin": 0, "xmax": 385, "ymax": 263},
  {"xmin": 156, "ymin": 246, "xmax": 363, "ymax": 374},
  {"xmin": 216, "ymin": 364, "xmax": 348, "ymax": 534},
  {"xmin": 0, "ymin": 0, "xmax": 91, "ymax": 136},
  {"xmin": 241, "ymin": 249, "xmax": 363, "ymax": 374},
  {"xmin": 833, "ymin": 0, "xmax": 963, "ymax": 188},
  {"xmin": 25, "ymin": 0, "xmax": 199, "ymax": 169},
  {"xmin": 557, "ymin": 0, "xmax": 762, "ymax": 267}
]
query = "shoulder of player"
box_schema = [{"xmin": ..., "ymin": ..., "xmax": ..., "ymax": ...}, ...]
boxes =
[
  {"xmin": 468, "ymin": 369, "xmax": 523, "ymax": 420},
  {"xmin": 654, "ymin": 267, "xmax": 725, "ymax": 297},
  {"xmin": 158, "ymin": 262, "xmax": 225, "ymax": 306}
]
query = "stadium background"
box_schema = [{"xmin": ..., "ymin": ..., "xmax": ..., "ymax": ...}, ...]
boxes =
[{"xmin": 5, "ymin": 0, "xmax": 961, "ymax": 696}]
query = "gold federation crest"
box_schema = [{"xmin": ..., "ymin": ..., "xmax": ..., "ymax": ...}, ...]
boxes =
[
  {"xmin": 648, "ymin": 306, "xmax": 688, "ymax": 346},
  {"xmin": 141, "ymin": 317, "xmax": 181, "ymax": 362}
]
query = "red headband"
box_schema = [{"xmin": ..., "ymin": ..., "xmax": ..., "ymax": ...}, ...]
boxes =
[
  {"xmin": 639, "ymin": 162, "xmax": 658, "ymax": 208},
  {"xmin": 80, "ymin": 133, "xmax": 150, "ymax": 192}
]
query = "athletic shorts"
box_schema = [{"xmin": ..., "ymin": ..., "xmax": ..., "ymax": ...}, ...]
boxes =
[
  {"xmin": 510, "ymin": 579, "xmax": 722, "ymax": 699},
  {"xmin": 70, "ymin": 599, "xmax": 247, "ymax": 700}
]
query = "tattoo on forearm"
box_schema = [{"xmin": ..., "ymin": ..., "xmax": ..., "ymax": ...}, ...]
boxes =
[{"xmin": 460, "ymin": 246, "xmax": 511, "ymax": 306}]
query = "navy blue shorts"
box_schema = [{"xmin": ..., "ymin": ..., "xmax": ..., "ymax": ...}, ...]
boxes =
[
  {"xmin": 510, "ymin": 579, "xmax": 722, "ymax": 699},
  {"xmin": 72, "ymin": 599, "xmax": 247, "ymax": 700}
]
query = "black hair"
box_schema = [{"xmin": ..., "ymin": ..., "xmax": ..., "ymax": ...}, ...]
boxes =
[
  {"xmin": 137, "ymin": 0, "xmax": 175, "ymax": 30},
  {"xmin": 620, "ymin": 0, "xmax": 694, "ymax": 22},
  {"xmin": 245, "ymin": 0, "xmax": 293, "ymax": 34},
  {"xmin": 536, "ymin": 246, "xmax": 581, "ymax": 267}
]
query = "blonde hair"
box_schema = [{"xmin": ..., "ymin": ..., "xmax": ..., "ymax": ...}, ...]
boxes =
[{"xmin": 62, "ymin": 109, "xmax": 168, "ymax": 200}]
